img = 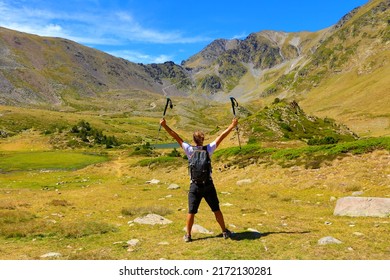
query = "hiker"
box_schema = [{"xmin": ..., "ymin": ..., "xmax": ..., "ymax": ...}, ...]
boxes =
[{"xmin": 159, "ymin": 117, "xmax": 238, "ymax": 242}]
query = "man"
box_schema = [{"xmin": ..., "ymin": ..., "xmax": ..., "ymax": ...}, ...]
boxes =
[{"xmin": 160, "ymin": 117, "xmax": 238, "ymax": 242}]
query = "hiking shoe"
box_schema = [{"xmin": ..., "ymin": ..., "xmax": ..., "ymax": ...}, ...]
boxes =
[
  {"xmin": 222, "ymin": 229, "xmax": 232, "ymax": 239},
  {"xmin": 183, "ymin": 234, "xmax": 192, "ymax": 242}
]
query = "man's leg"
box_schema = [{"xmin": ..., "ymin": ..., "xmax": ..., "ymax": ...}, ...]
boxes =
[
  {"xmin": 214, "ymin": 210, "xmax": 226, "ymax": 232},
  {"xmin": 186, "ymin": 183, "xmax": 200, "ymax": 242},
  {"xmin": 186, "ymin": 213, "xmax": 195, "ymax": 235},
  {"xmin": 204, "ymin": 181, "xmax": 231, "ymax": 238},
  {"xmin": 214, "ymin": 210, "xmax": 232, "ymax": 238}
]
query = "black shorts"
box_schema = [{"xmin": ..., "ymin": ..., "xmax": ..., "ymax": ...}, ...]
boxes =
[{"xmin": 188, "ymin": 180, "xmax": 220, "ymax": 214}]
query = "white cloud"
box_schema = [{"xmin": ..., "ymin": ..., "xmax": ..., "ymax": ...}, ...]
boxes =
[
  {"xmin": 0, "ymin": 1, "xmax": 209, "ymax": 45},
  {"xmin": 108, "ymin": 50, "xmax": 173, "ymax": 64},
  {"xmin": 231, "ymin": 32, "xmax": 248, "ymax": 40}
]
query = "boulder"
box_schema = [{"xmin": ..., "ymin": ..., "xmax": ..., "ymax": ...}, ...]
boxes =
[
  {"xmin": 334, "ymin": 197, "xmax": 390, "ymax": 218},
  {"xmin": 318, "ymin": 236, "xmax": 342, "ymax": 245},
  {"xmin": 133, "ymin": 214, "xmax": 172, "ymax": 225},
  {"xmin": 127, "ymin": 239, "xmax": 140, "ymax": 247},
  {"xmin": 167, "ymin": 184, "xmax": 180, "ymax": 190},
  {"xmin": 183, "ymin": 224, "xmax": 213, "ymax": 234}
]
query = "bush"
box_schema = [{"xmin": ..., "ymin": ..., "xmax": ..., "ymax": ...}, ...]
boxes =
[
  {"xmin": 70, "ymin": 120, "xmax": 119, "ymax": 148},
  {"xmin": 167, "ymin": 148, "xmax": 181, "ymax": 157},
  {"xmin": 308, "ymin": 136, "xmax": 338, "ymax": 145},
  {"xmin": 131, "ymin": 142, "xmax": 155, "ymax": 156}
]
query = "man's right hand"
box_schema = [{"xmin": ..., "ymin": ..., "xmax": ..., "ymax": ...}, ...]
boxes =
[
  {"xmin": 232, "ymin": 118, "xmax": 238, "ymax": 128},
  {"xmin": 160, "ymin": 118, "xmax": 166, "ymax": 127}
]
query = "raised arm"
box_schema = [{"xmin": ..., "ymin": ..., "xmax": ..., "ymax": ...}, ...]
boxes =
[
  {"xmin": 160, "ymin": 118, "xmax": 184, "ymax": 147},
  {"xmin": 214, "ymin": 118, "xmax": 238, "ymax": 148}
]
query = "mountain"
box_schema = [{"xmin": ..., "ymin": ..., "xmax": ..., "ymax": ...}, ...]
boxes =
[
  {"xmin": 0, "ymin": 27, "xmax": 189, "ymax": 109},
  {"xmin": 182, "ymin": 30, "xmax": 330, "ymax": 97},
  {"xmin": 183, "ymin": 0, "xmax": 390, "ymax": 136},
  {"xmin": 0, "ymin": 0, "xmax": 389, "ymax": 137}
]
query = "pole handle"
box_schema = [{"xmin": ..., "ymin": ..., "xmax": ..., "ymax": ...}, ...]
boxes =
[
  {"xmin": 163, "ymin": 97, "xmax": 172, "ymax": 116},
  {"xmin": 229, "ymin": 97, "xmax": 241, "ymax": 149},
  {"xmin": 230, "ymin": 97, "xmax": 238, "ymax": 116},
  {"xmin": 159, "ymin": 97, "xmax": 173, "ymax": 132}
]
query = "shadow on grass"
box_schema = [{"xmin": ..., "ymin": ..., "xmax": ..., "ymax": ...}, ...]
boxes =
[
  {"xmin": 193, "ymin": 230, "xmax": 311, "ymax": 242},
  {"xmin": 237, "ymin": 230, "xmax": 311, "ymax": 240}
]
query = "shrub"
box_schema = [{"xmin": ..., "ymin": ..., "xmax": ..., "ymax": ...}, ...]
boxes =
[
  {"xmin": 308, "ymin": 136, "xmax": 338, "ymax": 145},
  {"xmin": 131, "ymin": 142, "xmax": 155, "ymax": 156},
  {"xmin": 167, "ymin": 148, "xmax": 181, "ymax": 157},
  {"xmin": 70, "ymin": 120, "xmax": 119, "ymax": 148}
]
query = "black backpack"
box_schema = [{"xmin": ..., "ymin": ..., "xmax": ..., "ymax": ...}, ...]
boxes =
[{"xmin": 188, "ymin": 146, "xmax": 212, "ymax": 183}]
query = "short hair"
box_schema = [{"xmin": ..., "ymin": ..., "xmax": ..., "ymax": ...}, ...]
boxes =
[{"xmin": 193, "ymin": 131, "xmax": 204, "ymax": 146}]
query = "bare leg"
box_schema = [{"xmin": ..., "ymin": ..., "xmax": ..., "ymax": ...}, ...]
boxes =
[
  {"xmin": 186, "ymin": 213, "xmax": 195, "ymax": 235},
  {"xmin": 214, "ymin": 210, "xmax": 227, "ymax": 232}
]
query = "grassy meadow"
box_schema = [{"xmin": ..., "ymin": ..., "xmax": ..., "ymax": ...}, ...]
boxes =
[{"xmin": 0, "ymin": 117, "xmax": 389, "ymax": 260}]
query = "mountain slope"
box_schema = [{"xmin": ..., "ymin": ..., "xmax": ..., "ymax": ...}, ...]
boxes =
[
  {"xmin": 183, "ymin": 0, "xmax": 390, "ymax": 136},
  {"xmin": 298, "ymin": 0, "xmax": 390, "ymax": 137},
  {"xmin": 182, "ymin": 29, "xmax": 330, "ymax": 97},
  {"xmin": 0, "ymin": 27, "xmax": 191, "ymax": 109}
]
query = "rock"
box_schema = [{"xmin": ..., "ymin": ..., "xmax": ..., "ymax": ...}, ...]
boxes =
[
  {"xmin": 183, "ymin": 224, "xmax": 213, "ymax": 234},
  {"xmin": 236, "ymin": 179, "xmax": 252, "ymax": 186},
  {"xmin": 127, "ymin": 239, "xmax": 140, "ymax": 247},
  {"xmin": 40, "ymin": 252, "xmax": 62, "ymax": 258},
  {"xmin": 334, "ymin": 197, "xmax": 390, "ymax": 217},
  {"xmin": 0, "ymin": 130, "xmax": 8, "ymax": 138},
  {"xmin": 146, "ymin": 179, "xmax": 160, "ymax": 184},
  {"xmin": 318, "ymin": 236, "xmax": 342, "ymax": 245},
  {"xmin": 167, "ymin": 184, "xmax": 180, "ymax": 190},
  {"xmin": 133, "ymin": 214, "xmax": 172, "ymax": 225},
  {"xmin": 221, "ymin": 202, "xmax": 233, "ymax": 207},
  {"xmin": 352, "ymin": 191, "xmax": 364, "ymax": 196}
]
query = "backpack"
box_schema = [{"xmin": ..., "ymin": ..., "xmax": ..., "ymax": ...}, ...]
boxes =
[{"xmin": 188, "ymin": 146, "xmax": 212, "ymax": 183}]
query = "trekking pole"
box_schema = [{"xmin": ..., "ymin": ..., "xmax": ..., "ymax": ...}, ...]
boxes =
[{"xmin": 230, "ymin": 97, "xmax": 241, "ymax": 149}]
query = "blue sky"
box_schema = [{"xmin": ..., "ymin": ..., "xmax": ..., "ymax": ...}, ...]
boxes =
[{"xmin": 0, "ymin": 0, "xmax": 369, "ymax": 64}]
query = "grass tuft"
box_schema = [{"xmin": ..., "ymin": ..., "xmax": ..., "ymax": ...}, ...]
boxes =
[
  {"xmin": 60, "ymin": 221, "xmax": 117, "ymax": 238},
  {"xmin": 121, "ymin": 205, "xmax": 173, "ymax": 217},
  {"xmin": 49, "ymin": 199, "xmax": 71, "ymax": 207}
]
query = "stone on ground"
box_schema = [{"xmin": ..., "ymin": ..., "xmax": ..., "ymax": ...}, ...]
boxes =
[
  {"xmin": 318, "ymin": 236, "xmax": 342, "ymax": 245},
  {"xmin": 334, "ymin": 197, "xmax": 390, "ymax": 218},
  {"xmin": 133, "ymin": 214, "xmax": 172, "ymax": 225},
  {"xmin": 167, "ymin": 184, "xmax": 180, "ymax": 190},
  {"xmin": 236, "ymin": 179, "xmax": 252, "ymax": 186},
  {"xmin": 40, "ymin": 252, "xmax": 62, "ymax": 258},
  {"xmin": 183, "ymin": 224, "xmax": 213, "ymax": 234}
]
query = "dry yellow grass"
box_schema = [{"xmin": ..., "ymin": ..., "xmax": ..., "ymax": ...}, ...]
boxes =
[{"xmin": 300, "ymin": 51, "xmax": 390, "ymax": 138}]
